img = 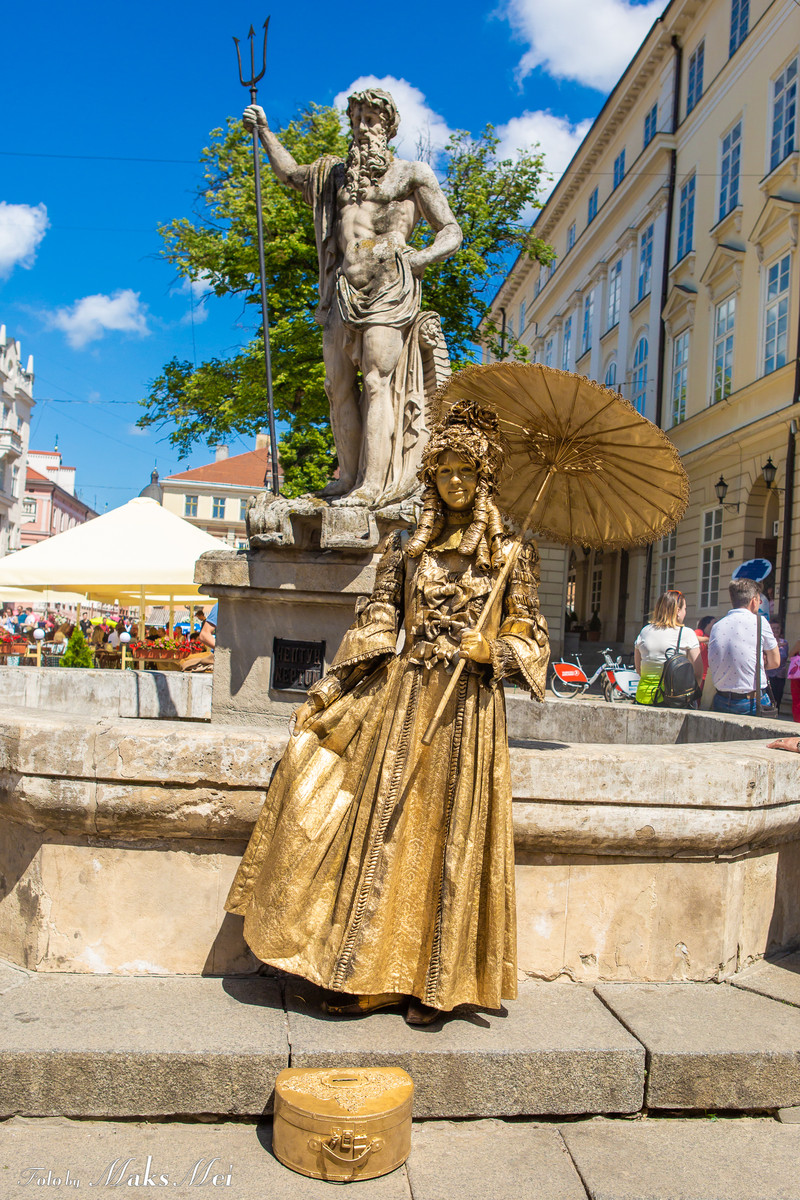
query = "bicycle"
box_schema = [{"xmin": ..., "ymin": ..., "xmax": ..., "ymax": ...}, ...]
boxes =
[{"xmin": 550, "ymin": 646, "xmax": 639, "ymax": 702}]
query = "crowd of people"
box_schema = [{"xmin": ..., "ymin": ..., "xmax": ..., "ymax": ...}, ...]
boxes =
[
  {"xmin": 633, "ymin": 579, "xmax": 800, "ymax": 721},
  {"xmin": 0, "ymin": 605, "xmax": 212, "ymax": 651}
]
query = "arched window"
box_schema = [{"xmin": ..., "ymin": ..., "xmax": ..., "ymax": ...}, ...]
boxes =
[
  {"xmin": 604, "ymin": 360, "xmax": 617, "ymax": 389},
  {"xmin": 632, "ymin": 337, "xmax": 648, "ymax": 414}
]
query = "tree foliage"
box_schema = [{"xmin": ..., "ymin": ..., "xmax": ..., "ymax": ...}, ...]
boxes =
[
  {"xmin": 61, "ymin": 627, "xmax": 94, "ymax": 669},
  {"xmin": 139, "ymin": 104, "xmax": 552, "ymax": 495}
]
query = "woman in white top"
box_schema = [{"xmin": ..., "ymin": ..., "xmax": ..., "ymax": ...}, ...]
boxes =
[{"xmin": 634, "ymin": 590, "xmax": 702, "ymax": 705}]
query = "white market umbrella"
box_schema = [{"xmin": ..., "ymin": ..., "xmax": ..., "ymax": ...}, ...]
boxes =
[
  {"xmin": 0, "ymin": 586, "xmax": 92, "ymax": 608},
  {"xmin": 0, "ymin": 498, "xmax": 231, "ymax": 632}
]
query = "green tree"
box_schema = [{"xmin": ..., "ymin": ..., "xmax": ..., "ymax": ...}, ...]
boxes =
[
  {"xmin": 61, "ymin": 627, "xmax": 94, "ymax": 669},
  {"xmin": 139, "ymin": 105, "xmax": 552, "ymax": 496}
]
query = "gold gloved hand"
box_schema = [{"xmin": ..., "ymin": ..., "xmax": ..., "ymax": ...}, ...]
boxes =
[{"xmin": 459, "ymin": 629, "xmax": 491, "ymax": 664}]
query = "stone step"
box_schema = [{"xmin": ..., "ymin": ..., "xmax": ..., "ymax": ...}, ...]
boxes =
[
  {"xmin": 2, "ymin": 1116, "xmax": 800, "ymax": 1200},
  {"xmin": 0, "ymin": 967, "xmax": 642, "ymax": 1120},
  {"xmin": 596, "ymin": 979, "xmax": 800, "ymax": 1111},
  {"xmin": 5, "ymin": 963, "xmax": 800, "ymax": 1121}
]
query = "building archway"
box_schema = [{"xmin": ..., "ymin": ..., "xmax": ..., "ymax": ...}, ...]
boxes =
[{"xmin": 743, "ymin": 477, "xmax": 779, "ymax": 593}]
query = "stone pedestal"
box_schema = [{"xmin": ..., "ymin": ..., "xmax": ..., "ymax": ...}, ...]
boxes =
[{"xmin": 195, "ymin": 500, "xmax": 415, "ymax": 726}]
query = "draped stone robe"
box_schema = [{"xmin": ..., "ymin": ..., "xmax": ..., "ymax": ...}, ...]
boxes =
[{"xmin": 226, "ymin": 528, "xmax": 549, "ymax": 1011}]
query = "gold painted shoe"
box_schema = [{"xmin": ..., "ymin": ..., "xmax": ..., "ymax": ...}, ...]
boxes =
[
  {"xmin": 405, "ymin": 998, "xmax": 441, "ymax": 1026},
  {"xmin": 321, "ymin": 991, "xmax": 403, "ymax": 1016}
]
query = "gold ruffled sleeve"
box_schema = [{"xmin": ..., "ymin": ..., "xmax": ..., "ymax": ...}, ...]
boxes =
[
  {"xmin": 488, "ymin": 539, "xmax": 550, "ymax": 701},
  {"xmin": 306, "ymin": 529, "xmax": 405, "ymax": 713}
]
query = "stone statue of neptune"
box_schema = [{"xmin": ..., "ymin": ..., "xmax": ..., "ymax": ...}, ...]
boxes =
[{"xmin": 244, "ymin": 88, "xmax": 463, "ymax": 508}]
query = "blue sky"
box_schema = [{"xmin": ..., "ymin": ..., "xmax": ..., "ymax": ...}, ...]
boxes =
[{"xmin": 1, "ymin": 0, "xmax": 662, "ymax": 513}]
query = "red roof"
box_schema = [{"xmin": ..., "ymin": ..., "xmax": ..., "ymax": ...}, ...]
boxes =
[
  {"xmin": 165, "ymin": 447, "xmax": 275, "ymax": 487},
  {"xmin": 26, "ymin": 466, "xmax": 49, "ymax": 483}
]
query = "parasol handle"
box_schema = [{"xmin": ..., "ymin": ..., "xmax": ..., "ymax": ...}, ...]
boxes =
[{"xmin": 421, "ymin": 467, "xmax": 556, "ymax": 747}]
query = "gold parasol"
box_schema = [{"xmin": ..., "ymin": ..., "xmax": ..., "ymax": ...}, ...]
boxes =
[
  {"xmin": 434, "ymin": 361, "xmax": 688, "ymax": 548},
  {"xmin": 422, "ymin": 361, "xmax": 689, "ymax": 744}
]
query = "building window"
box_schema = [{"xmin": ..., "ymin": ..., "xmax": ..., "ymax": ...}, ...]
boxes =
[
  {"xmin": 22, "ymin": 497, "xmax": 36, "ymax": 516},
  {"xmin": 613, "ymin": 149, "xmax": 626, "ymax": 189},
  {"xmin": 713, "ymin": 296, "xmax": 736, "ymax": 402},
  {"xmin": 237, "ymin": 540, "xmax": 249, "ymax": 550},
  {"xmin": 644, "ymin": 103, "xmax": 658, "ymax": 147},
  {"xmin": 567, "ymin": 222, "xmax": 576, "ymax": 252},
  {"xmin": 588, "ymin": 187, "xmax": 598, "ymax": 224},
  {"xmin": 566, "ymin": 565, "xmax": 576, "ymax": 611},
  {"xmin": 581, "ymin": 289, "xmax": 594, "ymax": 355},
  {"xmin": 591, "ymin": 568, "xmax": 603, "ymax": 614},
  {"xmin": 549, "ymin": 257, "xmax": 557, "ymax": 280},
  {"xmin": 184, "ymin": 495, "xmax": 198, "ymax": 518},
  {"xmin": 506, "ymin": 314, "xmax": 514, "ymax": 342},
  {"xmin": 607, "ymin": 259, "xmax": 622, "ymax": 329},
  {"xmin": 771, "ymin": 58, "xmax": 798, "ymax": 173},
  {"xmin": 212, "ymin": 496, "xmax": 226, "ymax": 520},
  {"xmin": 519, "ymin": 299, "xmax": 526, "ymax": 333},
  {"xmin": 686, "ymin": 42, "xmax": 704, "ymax": 115},
  {"xmin": 729, "ymin": 0, "xmax": 749, "ymax": 57},
  {"xmin": 764, "ymin": 253, "xmax": 791, "ymax": 374},
  {"xmin": 719, "ymin": 121, "xmax": 742, "ymax": 220},
  {"xmin": 534, "ymin": 272, "xmax": 542, "ymax": 298},
  {"xmin": 700, "ymin": 509, "xmax": 722, "ymax": 607},
  {"xmin": 659, "ymin": 530, "xmax": 677, "ymax": 594},
  {"xmin": 638, "ymin": 224, "xmax": 654, "ymax": 302},
  {"xmin": 561, "ymin": 316, "xmax": 573, "ymax": 370},
  {"xmin": 239, "ymin": 498, "xmax": 248, "ymax": 521},
  {"xmin": 604, "ymin": 360, "xmax": 617, "ymax": 388},
  {"xmin": 11, "ymin": 466, "xmax": 19, "ymax": 498},
  {"xmin": 544, "ymin": 338, "xmax": 554, "ymax": 368},
  {"xmin": 632, "ymin": 337, "xmax": 648, "ymax": 415},
  {"xmin": 676, "ymin": 175, "xmax": 696, "ymax": 262},
  {"xmin": 671, "ymin": 330, "xmax": 689, "ymax": 426}
]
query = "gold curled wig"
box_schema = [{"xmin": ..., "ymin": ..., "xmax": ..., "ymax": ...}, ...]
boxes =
[{"xmin": 407, "ymin": 400, "xmax": 509, "ymax": 570}]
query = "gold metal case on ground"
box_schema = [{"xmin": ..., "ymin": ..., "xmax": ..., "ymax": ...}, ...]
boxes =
[{"xmin": 272, "ymin": 1066, "xmax": 413, "ymax": 1182}]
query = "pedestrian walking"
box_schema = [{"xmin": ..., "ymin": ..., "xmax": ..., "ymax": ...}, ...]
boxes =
[
  {"xmin": 787, "ymin": 638, "xmax": 800, "ymax": 723},
  {"xmin": 694, "ymin": 615, "xmax": 715, "ymax": 683},
  {"xmin": 634, "ymin": 590, "xmax": 702, "ymax": 705},
  {"xmin": 767, "ymin": 620, "xmax": 789, "ymax": 708},
  {"xmin": 707, "ymin": 578, "xmax": 779, "ymax": 716}
]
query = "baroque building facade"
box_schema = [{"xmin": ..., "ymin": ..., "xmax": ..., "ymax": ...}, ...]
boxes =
[
  {"xmin": 487, "ymin": 0, "xmax": 800, "ymax": 652},
  {"xmin": 161, "ymin": 436, "xmax": 279, "ymax": 548},
  {"xmin": 0, "ymin": 327, "xmax": 34, "ymax": 558},
  {"xmin": 21, "ymin": 448, "xmax": 97, "ymax": 547}
]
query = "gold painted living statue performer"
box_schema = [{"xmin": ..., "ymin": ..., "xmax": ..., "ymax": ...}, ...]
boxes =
[
  {"xmin": 226, "ymin": 401, "xmax": 550, "ymax": 1024},
  {"xmin": 243, "ymin": 88, "xmax": 462, "ymax": 508}
]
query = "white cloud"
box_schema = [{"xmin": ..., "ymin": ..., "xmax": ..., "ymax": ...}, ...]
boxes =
[
  {"xmin": 334, "ymin": 75, "xmax": 455, "ymax": 161},
  {"xmin": 504, "ymin": 0, "xmax": 664, "ymax": 92},
  {"xmin": 0, "ymin": 202, "xmax": 48, "ymax": 278},
  {"xmin": 176, "ymin": 274, "xmax": 212, "ymax": 326},
  {"xmin": 49, "ymin": 289, "xmax": 149, "ymax": 349},
  {"xmin": 496, "ymin": 110, "xmax": 593, "ymax": 202},
  {"xmin": 126, "ymin": 423, "xmax": 149, "ymax": 438}
]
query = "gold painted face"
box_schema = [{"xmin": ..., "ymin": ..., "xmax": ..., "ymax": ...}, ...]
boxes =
[{"xmin": 434, "ymin": 451, "xmax": 478, "ymax": 512}]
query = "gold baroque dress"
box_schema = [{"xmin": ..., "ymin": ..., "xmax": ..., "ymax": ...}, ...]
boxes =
[{"xmin": 225, "ymin": 525, "xmax": 549, "ymax": 1011}]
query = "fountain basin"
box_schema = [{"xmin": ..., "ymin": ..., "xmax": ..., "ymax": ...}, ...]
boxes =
[{"xmin": 1, "ymin": 699, "xmax": 798, "ymax": 983}]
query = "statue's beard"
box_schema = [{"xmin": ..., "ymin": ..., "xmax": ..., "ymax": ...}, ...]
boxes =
[{"xmin": 344, "ymin": 127, "xmax": 390, "ymax": 201}]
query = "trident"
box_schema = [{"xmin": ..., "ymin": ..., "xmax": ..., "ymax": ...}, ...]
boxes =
[{"xmin": 233, "ymin": 18, "xmax": 280, "ymax": 497}]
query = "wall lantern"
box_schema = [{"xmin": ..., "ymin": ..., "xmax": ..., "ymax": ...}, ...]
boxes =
[
  {"xmin": 762, "ymin": 456, "xmax": 777, "ymax": 490},
  {"xmin": 715, "ymin": 475, "xmax": 740, "ymax": 513}
]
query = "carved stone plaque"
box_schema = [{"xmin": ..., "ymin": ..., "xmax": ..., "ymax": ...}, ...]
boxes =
[{"xmin": 272, "ymin": 638, "xmax": 326, "ymax": 693}]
